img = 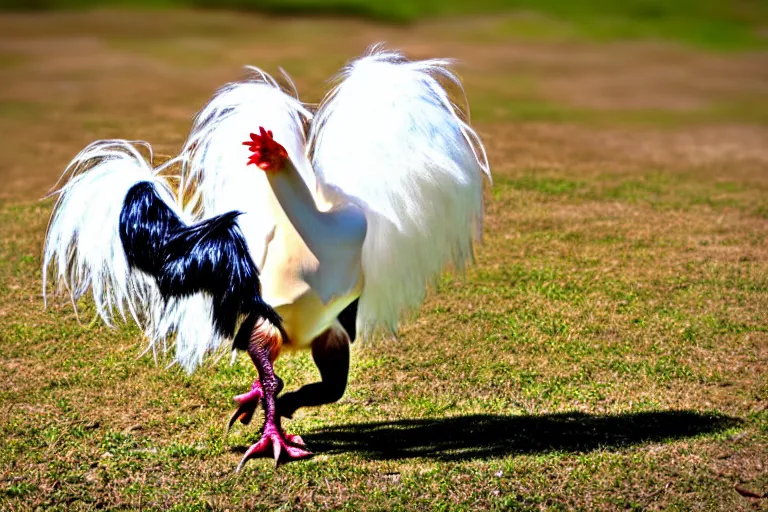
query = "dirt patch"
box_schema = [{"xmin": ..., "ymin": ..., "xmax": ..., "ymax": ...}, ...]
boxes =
[
  {"xmin": 1, "ymin": 11, "xmax": 767, "ymax": 201},
  {"xmin": 483, "ymin": 122, "xmax": 768, "ymax": 184}
]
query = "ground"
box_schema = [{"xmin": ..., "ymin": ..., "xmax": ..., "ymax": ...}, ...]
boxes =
[{"xmin": 0, "ymin": 8, "xmax": 766, "ymax": 511}]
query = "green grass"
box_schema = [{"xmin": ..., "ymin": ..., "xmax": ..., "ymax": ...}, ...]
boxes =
[
  {"xmin": 4, "ymin": 160, "xmax": 766, "ymax": 509},
  {"xmin": 493, "ymin": 170, "xmax": 768, "ymax": 213},
  {"xmin": 1, "ymin": 9, "xmax": 767, "ymax": 511}
]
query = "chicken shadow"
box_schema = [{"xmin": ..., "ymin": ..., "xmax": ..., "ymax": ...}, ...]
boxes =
[{"xmin": 300, "ymin": 410, "xmax": 739, "ymax": 461}]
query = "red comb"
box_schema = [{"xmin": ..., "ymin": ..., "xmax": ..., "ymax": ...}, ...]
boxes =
[{"xmin": 242, "ymin": 127, "xmax": 289, "ymax": 171}]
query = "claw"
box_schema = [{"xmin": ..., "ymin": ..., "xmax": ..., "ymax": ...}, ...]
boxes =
[
  {"xmin": 284, "ymin": 432, "xmax": 307, "ymax": 448},
  {"xmin": 227, "ymin": 381, "xmax": 263, "ymax": 433},
  {"xmin": 237, "ymin": 427, "xmax": 313, "ymax": 471},
  {"xmin": 227, "ymin": 403, "xmax": 256, "ymax": 432}
]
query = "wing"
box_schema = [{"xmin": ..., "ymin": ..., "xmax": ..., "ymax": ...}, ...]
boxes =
[
  {"xmin": 178, "ymin": 68, "xmax": 315, "ymax": 271},
  {"xmin": 309, "ymin": 46, "xmax": 491, "ymax": 337}
]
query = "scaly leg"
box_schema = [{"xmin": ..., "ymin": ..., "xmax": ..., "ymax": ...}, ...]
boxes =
[
  {"xmin": 237, "ymin": 318, "xmax": 312, "ymax": 470},
  {"xmin": 227, "ymin": 313, "xmax": 282, "ymax": 432},
  {"xmin": 277, "ymin": 325, "xmax": 350, "ymax": 419},
  {"xmin": 229, "ymin": 374, "xmax": 291, "ymax": 432}
]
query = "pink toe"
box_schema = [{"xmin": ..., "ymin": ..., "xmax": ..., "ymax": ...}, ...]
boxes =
[
  {"xmin": 236, "ymin": 430, "xmax": 313, "ymax": 471},
  {"xmin": 237, "ymin": 437, "xmax": 271, "ymax": 472},
  {"xmin": 285, "ymin": 433, "xmax": 307, "ymax": 448},
  {"xmin": 284, "ymin": 444, "xmax": 313, "ymax": 459},
  {"xmin": 234, "ymin": 381, "xmax": 264, "ymax": 405},
  {"xmin": 272, "ymin": 436, "xmax": 282, "ymax": 462},
  {"xmin": 234, "ymin": 388, "xmax": 263, "ymax": 405}
]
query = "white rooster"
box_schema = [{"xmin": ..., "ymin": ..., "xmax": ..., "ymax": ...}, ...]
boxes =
[{"xmin": 43, "ymin": 45, "xmax": 490, "ymax": 468}]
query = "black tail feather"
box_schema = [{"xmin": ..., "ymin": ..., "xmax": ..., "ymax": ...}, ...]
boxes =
[
  {"xmin": 119, "ymin": 182, "xmax": 279, "ymax": 340},
  {"xmin": 120, "ymin": 182, "xmax": 184, "ymax": 276}
]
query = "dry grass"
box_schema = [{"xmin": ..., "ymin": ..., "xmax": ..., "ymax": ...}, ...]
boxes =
[{"xmin": 0, "ymin": 9, "xmax": 766, "ymax": 511}]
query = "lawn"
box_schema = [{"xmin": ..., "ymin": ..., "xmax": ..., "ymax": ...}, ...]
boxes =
[{"xmin": 0, "ymin": 6, "xmax": 766, "ymax": 511}]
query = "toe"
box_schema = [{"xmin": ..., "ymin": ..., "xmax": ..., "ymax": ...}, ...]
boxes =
[
  {"xmin": 234, "ymin": 388, "xmax": 263, "ymax": 406},
  {"xmin": 284, "ymin": 444, "xmax": 313, "ymax": 460},
  {"xmin": 227, "ymin": 404, "xmax": 255, "ymax": 433},
  {"xmin": 272, "ymin": 435, "xmax": 282, "ymax": 465},
  {"xmin": 284, "ymin": 433, "xmax": 307, "ymax": 448},
  {"xmin": 236, "ymin": 433, "xmax": 314, "ymax": 471}
]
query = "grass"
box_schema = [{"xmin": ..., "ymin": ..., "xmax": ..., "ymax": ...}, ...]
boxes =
[{"xmin": 1, "ymin": 7, "xmax": 767, "ymax": 511}]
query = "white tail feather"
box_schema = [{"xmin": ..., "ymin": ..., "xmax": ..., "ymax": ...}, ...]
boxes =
[
  {"xmin": 42, "ymin": 140, "xmax": 223, "ymax": 372},
  {"xmin": 310, "ymin": 47, "xmax": 491, "ymax": 335},
  {"xmin": 43, "ymin": 140, "xmax": 169, "ymax": 325}
]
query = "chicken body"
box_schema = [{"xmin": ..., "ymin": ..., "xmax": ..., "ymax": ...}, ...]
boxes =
[
  {"xmin": 253, "ymin": 163, "xmax": 366, "ymax": 350},
  {"xmin": 225, "ymin": 156, "xmax": 369, "ymax": 467},
  {"xmin": 43, "ymin": 48, "xmax": 489, "ymax": 470}
]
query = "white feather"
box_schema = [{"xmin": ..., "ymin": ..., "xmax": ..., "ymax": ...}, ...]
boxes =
[
  {"xmin": 178, "ymin": 67, "xmax": 315, "ymax": 271},
  {"xmin": 43, "ymin": 140, "xmax": 167, "ymax": 325},
  {"xmin": 42, "ymin": 140, "xmax": 224, "ymax": 373},
  {"xmin": 310, "ymin": 46, "xmax": 491, "ymax": 335}
]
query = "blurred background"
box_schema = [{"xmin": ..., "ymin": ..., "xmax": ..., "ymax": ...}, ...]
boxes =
[
  {"xmin": 4, "ymin": 0, "xmax": 768, "ymax": 44},
  {"xmin": 1, "ymin": 1, "xmax": 767, "ymax": 510},
  {"xmin": 0, "ymin": 0, "xmax": 766, "ymax": 199}
]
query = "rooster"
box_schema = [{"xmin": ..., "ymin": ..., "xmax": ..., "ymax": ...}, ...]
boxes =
[{"xmin": 43, "ymin": 46, "xmax": 490, "ymax": 468}]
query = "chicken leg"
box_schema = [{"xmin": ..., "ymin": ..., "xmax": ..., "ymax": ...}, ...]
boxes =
[
  {"xmin": 235, "ymin": 316, "xmax": 312, "ymax": 470},
  {"xmin": 277, "ymin": 326, "xmax": 350, "ymax": 418}
]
